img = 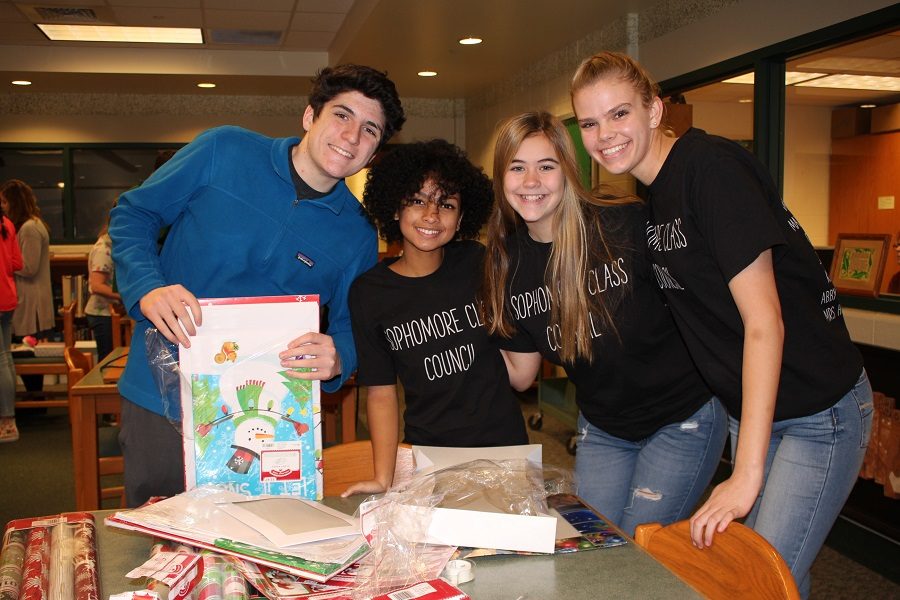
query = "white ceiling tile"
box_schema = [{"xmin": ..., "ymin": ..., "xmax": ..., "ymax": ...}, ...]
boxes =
[
  {"xmin": 17, "ymin": 0, "xmax": 106, "ymax": 5},
  {"xmin": 109, "ymin": 0, "xmax": 203, "ymax": 8},
  {"xmin": 289, "ymin": 12, "xmax": 344, "ymax": 32},
  {"xmin": 203, "ymin": 0, "xmax": 296, "ymax": 10},
  {"xmin": 0, "ymin": 4, "xmax": 28, "ymax": 22},
  {"xmin": 111, "ymin": 6, "xmax": 203, "ymax": 27},
  {"xmin": 283, "ymin": 30, "xmax": 334, "ymax": 50},
  {"xmin": 296, "ymin": 0, "xmax": 353, "ymax": 14},
  {"xmin": 0, "ymin": 22, "xmax": 50, "ymax": 42},
  {"xmin": 110, "ymin": 0, "xmax": 202, "ymax": 7},
  {"xmin": 203, "ymin": 9, "xmax": 290, "ymax": 30}
]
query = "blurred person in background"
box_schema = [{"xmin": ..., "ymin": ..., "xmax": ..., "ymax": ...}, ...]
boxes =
[
  {"xmin": 0, "ymin": 201, "xmax": 22, "ymax": 442},
  {"xmin": 84, "ymin": 211, "xmax": 122, "ymax": 361},
  {"xmin": 0, "ymin": 179, "xmax": 54, "ymax": 394}
]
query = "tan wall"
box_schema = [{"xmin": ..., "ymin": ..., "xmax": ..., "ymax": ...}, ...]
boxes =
[
  {"xmin": 0, "ymin": 112, "xmax": 462, "ymax": 147},
  {"xmin": 829, "ymin": 132, "xmax": 900, "ymax": 294}
]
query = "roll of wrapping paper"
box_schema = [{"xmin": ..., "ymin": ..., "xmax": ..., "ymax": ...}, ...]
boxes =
[
  {"xmin": 72, "ymin": 519, "xmax": 99, "ymax": 600},
  {"xmin": 48, "ymin": 523, "xmax": 75, "ymax": 600},
  {"xmin": 221, "ymin": 560, "xmax": 247, "ymax": 600},
  {"xmin": 0, "ymin": 530, "xmax": 27, "ymax": 600},
  {"xmin": 196, "ymin": 552, "xmax": 223, "ymax": 600},
  {"xmin": 19, "ymin": 527, "xmax": 50, "ymax": 600}
]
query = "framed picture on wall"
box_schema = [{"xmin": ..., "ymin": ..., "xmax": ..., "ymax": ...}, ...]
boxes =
[{"xmin": 829, "ymin": 233, "xmax": 892, "ymax": 297}]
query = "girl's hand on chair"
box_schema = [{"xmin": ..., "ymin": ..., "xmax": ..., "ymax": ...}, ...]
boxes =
[{"xmin": 688, "ymin": 473, "xmax": 761, "ymax": 548}]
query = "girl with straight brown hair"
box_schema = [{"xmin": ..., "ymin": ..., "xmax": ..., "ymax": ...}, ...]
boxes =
[{"xmin": 483, "ymin": 111, "xmax": 726, "ymax": 536}]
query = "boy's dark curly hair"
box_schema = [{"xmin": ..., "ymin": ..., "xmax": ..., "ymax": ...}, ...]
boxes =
[
  {"xmin": 308, "ymin": 64, "xmax": 406, "ymax": 146},
  {"xmin": 363, "ymin": 139, "xmax": 493, "ymax": 244}
]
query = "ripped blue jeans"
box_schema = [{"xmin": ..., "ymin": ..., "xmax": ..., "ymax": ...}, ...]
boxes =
[
  {"xmin": 574, "ymin": 397, "xmax": 727, "ymax": 536},
  {"xmin": 732, "ymin": 370, "xmax": 873, "ymax": 599}
]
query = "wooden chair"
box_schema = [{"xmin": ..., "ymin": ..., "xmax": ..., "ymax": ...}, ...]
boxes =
[
  {"xmin": 634, "ymin": 520, "xmax": 800, "ymax": 600},
  {"xmin": 320, "ymin": 375, "xmax": 359, "ymax": 445},
  {"xmin": 109, "ymin": 303, "xmax": 134, "ymax": 349},
  {"xmin": 322, "ymin": 441, "xmax": 412, "ymax": 497},
  {"xmin": 65, "ymin": 346, "xmax": 126, "ymax": 508},
  {"xmin": 13, "ymin": 301, "xmax": 77, "ymax": 408}
]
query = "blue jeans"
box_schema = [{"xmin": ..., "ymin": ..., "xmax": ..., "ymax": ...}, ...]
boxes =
[
  {"xmin": 0, "ymin": 311, "xmax": 14, "ymax": 418},
  {"xmin": 574, "ymin": 397, "xmax": 728, "ymax": 536},
  {"xmin": 731, "ymin": 370, "xmax": 873, "ymax": 599}
]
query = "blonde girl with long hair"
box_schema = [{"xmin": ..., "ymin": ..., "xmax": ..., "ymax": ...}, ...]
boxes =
[
  {"xmin": 483, "ymin": 111, "xmax": 727, "ymax": 536},
  {"xmin": 571, "ymin": 51, "xmax": 870, "ymax": 597}
]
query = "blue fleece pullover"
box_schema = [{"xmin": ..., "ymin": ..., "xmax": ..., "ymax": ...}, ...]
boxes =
[{"xmin": 109, "ymin": 126, "xmax": 377, "ymax": 419}]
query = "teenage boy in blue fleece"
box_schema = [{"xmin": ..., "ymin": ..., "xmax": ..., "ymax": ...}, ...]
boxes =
[{"xmin": 110, "ymin": 64, "xmax": 406, "ymax": 507}]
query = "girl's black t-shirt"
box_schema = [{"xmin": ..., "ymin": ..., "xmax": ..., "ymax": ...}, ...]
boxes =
[
  {"xmin": 500, "ymin": 201, "xmax": 711, "ymax": 441},
  {"xmin": 349, "ymin": 240, "xmax": 528, "ymax": 446},
  {"xmin": 647, "ymin": 128, "xmax": 862, "ymax": 420}
]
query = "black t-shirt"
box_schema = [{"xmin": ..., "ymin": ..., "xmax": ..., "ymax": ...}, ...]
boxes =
[
  {"xmin": 647, "ymin": 127, "xmax": 862, "ymax": 420},
  {"xmin": 499, "ymin": 202, "xmax": 711, "ymax": 441},
  {"xmin": 349, "ymin": 240, "xmax": 528, "ymax": 446}
]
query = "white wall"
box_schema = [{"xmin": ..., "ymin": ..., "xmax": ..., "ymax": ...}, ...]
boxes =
[
  {"xmin": 783, "ymin": 104, "xmax": 833, "ymax": 246},
  {"xmin": 0, "ymin": 111, "xmax": 462, "ymax": 147}
]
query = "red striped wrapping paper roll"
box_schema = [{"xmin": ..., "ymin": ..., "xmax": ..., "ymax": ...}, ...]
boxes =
[
  {"xmin": 19, "ymin": 528, "xmax": 50, "ymax": 600},
  {"xmin": 72, "ymin": 519, "xmax": 99, "ymax": 600}
]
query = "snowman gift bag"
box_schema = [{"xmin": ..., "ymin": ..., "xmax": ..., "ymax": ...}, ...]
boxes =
[{"xmin": 179, "ymin": 296, "xmax": 323, "ymax": 500}]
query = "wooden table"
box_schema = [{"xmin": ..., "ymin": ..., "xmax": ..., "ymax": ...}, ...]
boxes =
[
  {"xmin": 69, "ymin": 346, "xmax": 128, "ymax": 511},
  {"xmin": 95, "ymin": 498, "xmax": 701, "ymax": 599}
]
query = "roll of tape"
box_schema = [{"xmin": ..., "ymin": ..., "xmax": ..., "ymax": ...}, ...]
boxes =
[{"xmin": 441, "ymin": 559, "xmax": 475, "ymax": 585}]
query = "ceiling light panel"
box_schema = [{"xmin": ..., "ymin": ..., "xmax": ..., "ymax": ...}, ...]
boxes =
[
  {"xmin": 723, "ymin": 73, "xmax": 754, "ymax": 84},
  {"xmin": 797, "ymin": 57, "xmax": 900, "ymax": 76},
  {"xmin": 37, "ymin": 24, "xmax": 203, "ymax": 44},
  {"xmin": 784, "ymin": 72, "xmax": 826, "ymax": 85},
  {"xmin": 795, "ymin": 74, "xmax": 900, "ymax": 92}
]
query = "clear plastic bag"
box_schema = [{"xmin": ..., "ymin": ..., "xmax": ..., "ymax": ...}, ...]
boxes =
[
  {"xmin": 350, "ymin": 458, "xmax": 575, "ymax": 598},
  {"xmin": 144, "ymin": 327, "xmax": 182, "ymax": 431}
]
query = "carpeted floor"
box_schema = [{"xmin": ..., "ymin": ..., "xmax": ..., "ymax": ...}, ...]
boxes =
[{"xmin": 1, "ymin": 388, "xmax": 898, "ymax": 599}]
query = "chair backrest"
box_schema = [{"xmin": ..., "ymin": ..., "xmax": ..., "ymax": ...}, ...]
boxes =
[
  {"xmin": 64, "ymin": 346, "xmax": 92, "ymax": 392},
  {"xmin": 110, "ymin": 304, "xmax": 133, "ymax": 349},
  {"xmin": 322, "ymin": 441, "xmax": 413, "ymax": 497},
  {"xmin": 61, "ymin": 301, "xmax": 76, "ymax": 347},
  {"xmin": 634, "ymin": 520, "xmax": 800, "ymax": 600},
  {"xmin": 65, "ymin": 345, "xmax": 125, "ymax": 507}
]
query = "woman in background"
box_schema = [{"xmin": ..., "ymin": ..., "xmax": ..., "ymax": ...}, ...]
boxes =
[
  {"xmin": 482, "ymin": 112, "xmax": 726, "ymax": 536},
  {"xmin": 0, "ymin": 179, "xmax": 54, "ymax": 393},
  {"xmin": 570, "ymin": 51, "xmax": 870, "ymax": 597},
  {"xmin": 84, "ymin": 215, "xmax": 121, "ymax": 361},
  {"xmin": 0, "ymin": 202, "xmax": 23, "ymax": 442},
  {"xmin": 346, "ymin": 139, "xmax": 528, "ymax": 496}
]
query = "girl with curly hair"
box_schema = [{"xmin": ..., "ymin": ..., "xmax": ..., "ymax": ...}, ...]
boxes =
[
  {"xmin": 482, "ymin": 112, "xmax": 727, "ymax": 536},
  {"xmin": 346, "ymin": 139, "xmax": 528, "ymax": 496}
]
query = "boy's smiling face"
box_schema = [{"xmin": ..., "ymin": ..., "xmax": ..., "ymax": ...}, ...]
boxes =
[{"xmin": 296, "ymin": 90, "xmax": 386, "ymax": 192}]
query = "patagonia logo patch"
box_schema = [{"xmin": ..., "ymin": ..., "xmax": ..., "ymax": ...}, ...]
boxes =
[{"xmin": 295, "ymin": 251, "xmax": 315, "ymax": 268}]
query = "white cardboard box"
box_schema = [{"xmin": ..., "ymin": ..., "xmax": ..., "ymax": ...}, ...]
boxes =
[{"xmin": 361, "ymin": 444, "xmax": 559, "ymax": 553}]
